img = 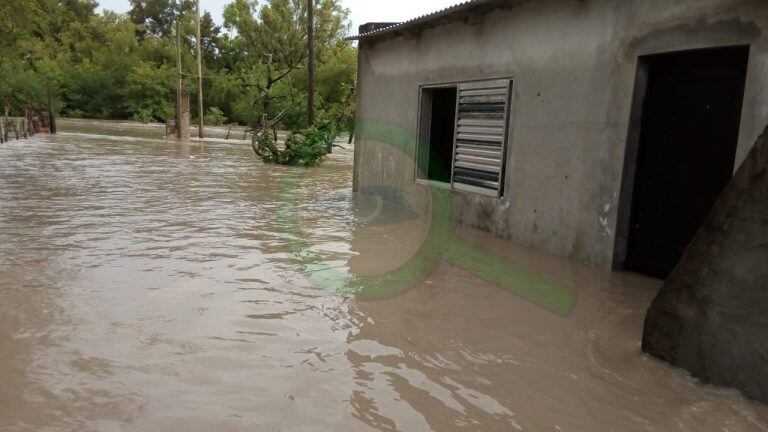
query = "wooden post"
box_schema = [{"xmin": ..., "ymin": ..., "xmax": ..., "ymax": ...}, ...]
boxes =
[
  {"xmin": 176, "ymin": 21, "xmax": 183, "ymax": 139},
  {"xmin": 307, "ymin": 0, "xmax": 315, "ymax": 126},
  {"xmin": 0, "ymin": 119, "xmax": 4, "ymax": 143},
  {"xmin": 178, "ymin": 87, "xmax": 190, "ymax": 140},
  {"xmin": 24, "ymin": 109, "xmax": 32, "ymax": 137},
  {"xmin": 195, "ymin": 0, "xmax": 204, "ymax": 139},
  {"xmin": 47, "ymin": 84, "xmax": 56, "ymax": 134}
]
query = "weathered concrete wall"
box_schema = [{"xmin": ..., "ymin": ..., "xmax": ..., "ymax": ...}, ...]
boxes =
[
  {"xmin": 354, "ymin": 0, "xmax": 768, "ymax": 267},
  {"xmin": 642, "ymin": 124, "xmax": 768, "ymax": 403}
]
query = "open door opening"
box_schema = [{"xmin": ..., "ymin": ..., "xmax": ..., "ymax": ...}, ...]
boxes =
[
  {"xmin": 623, "ymin": 46, "xmax": 750, "ymax": 279},
  {"xmin": 418, "ymin": 87, "xmax": 457, "ymax": 183}
]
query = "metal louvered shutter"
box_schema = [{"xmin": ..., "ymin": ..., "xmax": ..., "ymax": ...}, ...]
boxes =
[{"xmin": 451, "ymin": 79, "xmax": 512, "ymax": 197}]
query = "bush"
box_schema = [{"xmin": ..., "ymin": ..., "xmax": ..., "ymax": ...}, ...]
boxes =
[
  {"xmin": 132, "ymin": 108, "xmax": 155, "ymax": 123},
  {"xmin": 205, "ymin": 107, "xmax": 227, "ymax": 125},
  {"xmin": 285, "ymin": 128, "xmax": 331, "ymax": 166},
  {"xmin": 253, "ymin": 127, "xmax": 332, "ymax": 167},
  {"xmin": 253, "ymin": 130, "xmax": 282, "ymax": 164}
]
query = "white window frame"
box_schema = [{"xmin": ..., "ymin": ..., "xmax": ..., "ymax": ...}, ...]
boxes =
[{"xmin": 416, "ymin": 78, "xmax": 513, "ymax": 198}]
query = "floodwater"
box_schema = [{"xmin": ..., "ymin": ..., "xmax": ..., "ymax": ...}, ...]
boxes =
[{"xmin": 0, "ymin": 119, "xmax": 766, "ymax": 432}]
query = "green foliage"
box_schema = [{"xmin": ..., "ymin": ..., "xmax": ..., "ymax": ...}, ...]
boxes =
[
  {"xmin": 129, "ymin": 0, "xmax": 192, "ymax": 38},
  {"xmin": 253, "ymin": 130, "xmax": 282, "ymax": 164},
  {"xmin": 205, "ymin": 107, "xmax": 227, "ymax": 125},
  {"xmin": 63, "ymin": 60, "xmax": 117, "ymax": 118},
  {"xmin": 223, "ymin": 0, "xmax": 355, "ymax": 129},
  {"xmin": 132, "ymin": 108, "xmax": 155, "ymax": 123},
  {"xmin": 0, "ymin": 0, "xmax": 355, "ymax": 131},
  {"xmin": 0, "ymin": 60, "xmax": 47, "ymax": 115},
  {"xmin": 253, "ymin": 127, "xmax": 332, "ymax": 167},
  {"xmin": 285, "ymin": 127, "xmax": 332, "ymax": 166},
  {"xmin": 123, "ymin": 61, "xmax": 175, "ymax": 122}
]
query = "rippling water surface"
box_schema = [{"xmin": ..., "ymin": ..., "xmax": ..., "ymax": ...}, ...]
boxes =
[{"xmin": 1, "ymin": 119, "xmax": 766, "ymax": 431}]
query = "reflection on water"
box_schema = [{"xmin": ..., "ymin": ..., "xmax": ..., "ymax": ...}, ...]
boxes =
[{"xmin": 0, "ymin": 118, "xmax": 766, "ymax": 431}]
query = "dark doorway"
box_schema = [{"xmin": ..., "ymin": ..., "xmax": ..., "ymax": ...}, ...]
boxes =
[
  {"xmin": 419, "ymin": 87, "xmax": 457, "ymax": 183},
  {"xmin": 625, "ymin": 46, "xmax": 749, "ymax": 279}
]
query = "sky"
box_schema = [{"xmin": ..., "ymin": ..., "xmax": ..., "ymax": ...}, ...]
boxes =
[{"xmin": 96, "ymin": 0, "xmax": 460, "ymax": 34}]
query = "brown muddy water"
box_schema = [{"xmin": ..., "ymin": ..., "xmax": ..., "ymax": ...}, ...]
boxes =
[{"xmin": 0, "ymin": 119, "xmax": 766, "ymax": 432}]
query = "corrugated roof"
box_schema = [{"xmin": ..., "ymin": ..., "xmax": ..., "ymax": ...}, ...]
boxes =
[{"xmin": 346, "ymin": 0, "xmax": 503, "ymax": 41}]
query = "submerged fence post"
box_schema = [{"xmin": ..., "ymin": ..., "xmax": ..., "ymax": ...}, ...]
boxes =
[
  {"xmin": 25, "ymin": 109, "xmax": 33, "ymax": 137},
  {"xmin": 178, "ymin": 88, "xmax": 190, "ymax": 140},
  {"xmin": 47, "ymin": 84, "xmax": 56, "ymax": 134}
]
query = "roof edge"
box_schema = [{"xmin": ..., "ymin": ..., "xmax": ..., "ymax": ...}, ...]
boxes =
[{"xmin": 345, "ymin": 0, "xmax": 502, "ymax": 41}]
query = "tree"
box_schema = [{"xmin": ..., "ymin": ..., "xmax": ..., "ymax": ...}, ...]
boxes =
[
  {"xmin": 122, "ymin": 61, "xmax": 175, "ymax": 122},
  {"xmin": 129, "ymin": 0, "xmax": 193, "ymax": 38},
  {"xmin": 223, "ymin": 0, "xmax": 351, "ymax": 131},
  {"xmin": 199, "ymin": 11, "xmax": 222, "ymax": 66},
  {"xmin": 0, "ymin": 0, "xmax": 354, "ymax": 129}
]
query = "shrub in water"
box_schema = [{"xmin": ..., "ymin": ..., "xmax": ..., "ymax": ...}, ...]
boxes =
[
  {"xmin": 132, "ymin": 108, "xmax": 155, "ymax": 124},
  {"xmin": 205, "ymin": 107, "xmax": 228, "ymax": 126},
  {"xmin": 253, "ymin": 127, "xmax": 332, "ymax": 167}
]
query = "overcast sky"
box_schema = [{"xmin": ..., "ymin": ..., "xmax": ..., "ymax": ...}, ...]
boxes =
[{"xmin": 96, "ymin": 0, "xmax": 459, "ymax": 34}]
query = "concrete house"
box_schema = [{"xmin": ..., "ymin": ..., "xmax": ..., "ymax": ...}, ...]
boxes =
[
  {"xmin": 350, "ymin": 0, "xmax": 768, "ymax": 403},
  {"xmin": 350, "ymin": 0, "xmax": 768, "ymax": 278}
]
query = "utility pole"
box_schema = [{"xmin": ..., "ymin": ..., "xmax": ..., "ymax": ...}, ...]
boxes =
[
  {"xmin": 307, "ymin": 0, "xmax": 315, "ymax": 126},
  {"xmin": 176, "ymin": 21, "xmax": 182, "ymax": 139},
  {"xmin": 195, "ymin": 0, "xmax": 204, "ymax": 139}
]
